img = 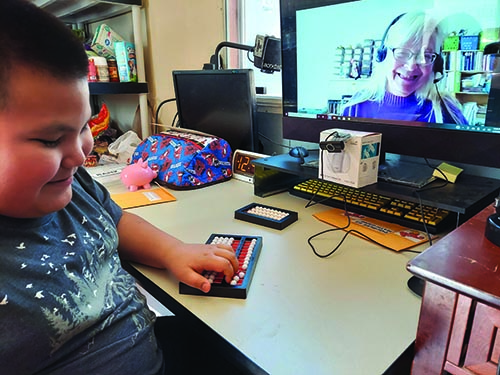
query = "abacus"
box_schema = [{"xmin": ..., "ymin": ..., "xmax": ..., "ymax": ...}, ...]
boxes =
[
  {"xmin": 235, "ymin": 202, "xmax": 298, "ymax": 230},
  {"xmin": 179, "ymin": 234, "xmax": 263, "ymax": 299}
]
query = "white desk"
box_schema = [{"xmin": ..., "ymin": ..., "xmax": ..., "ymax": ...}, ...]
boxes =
[{"xmin": 115, "ymin": 179, "xmax": 422, "ymax": 374}]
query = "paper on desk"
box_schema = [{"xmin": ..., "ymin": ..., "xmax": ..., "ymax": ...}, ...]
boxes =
[
  {"xmin": 313, "ymin": 208, "xmax": 436, "ymax": 251},
  {"xmin": 111, "ymin": 187, "xmax": 176, "ymax": 209}
]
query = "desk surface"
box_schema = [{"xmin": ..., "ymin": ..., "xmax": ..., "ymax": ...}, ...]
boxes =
[{"xmin": 113, "ymin": 179, "xmax": 423, "ymax": 374}]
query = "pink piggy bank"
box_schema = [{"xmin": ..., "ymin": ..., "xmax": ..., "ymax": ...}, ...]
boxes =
[{"xmin": 120, "ymin": 158, "xmax": 158, "ymax": 192}]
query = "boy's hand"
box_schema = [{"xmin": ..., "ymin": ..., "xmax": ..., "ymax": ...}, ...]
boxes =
[
  {"xmin": 165, "ymin": 242, "xmax": 239, "ymax": 293},
  {"xmin": 116, "ymin": 212, "xmax": 238, "ymax": 293}
]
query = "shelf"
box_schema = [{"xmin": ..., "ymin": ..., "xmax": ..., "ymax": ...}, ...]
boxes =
[
  {"xmin": 456, "ymin": 91, "xmax": 488, "ymax": 95},
  {"xmin": 88, "ymin": 82, "xmax": 148, "ymax": 95},
  {"xmin": 32, "ymin": 0, "xmax": 151, "ymax": 137},
  {"xmin": 31, "ymin": 0, "xmax": 141, "ymax": 24}
]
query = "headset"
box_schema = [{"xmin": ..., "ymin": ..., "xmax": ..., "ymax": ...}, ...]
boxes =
[{"xmin": 375, "ymin": 13, "xmax": 444, "ymax": 83}]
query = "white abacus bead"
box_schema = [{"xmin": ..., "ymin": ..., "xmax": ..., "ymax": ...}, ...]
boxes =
[
  {"xmin": 230, "ymin": 280, "xmax": 237, "ymax": 286},
  {"xmin": 239, "ymin": 272, "xmax": 245, "ymax": 278}
]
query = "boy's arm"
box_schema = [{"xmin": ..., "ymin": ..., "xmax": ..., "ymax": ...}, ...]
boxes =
[{"xmin": 116, "ymin": 211, "xmax": 239, "ymax": 293}]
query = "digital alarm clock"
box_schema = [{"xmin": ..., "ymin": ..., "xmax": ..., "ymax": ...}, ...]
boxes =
[{"xmin": 232, "ymin": 149, "xmax": 269, "ymax": 183}]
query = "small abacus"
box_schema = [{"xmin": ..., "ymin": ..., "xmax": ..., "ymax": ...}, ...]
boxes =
[
  {"xmin": 179, "ymin": 234, "xmax": 263, "ymax": 299},
  {"xmin": 235, "ymin": 203, "xmax": 298, "ymax": 230}
]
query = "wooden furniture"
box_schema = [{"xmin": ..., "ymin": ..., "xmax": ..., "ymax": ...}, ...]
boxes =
[
  {"xmin": 407, "ymin": 204, "xmax": 500, "ymax": 375},
  {"xmin": 32, "ymin": 0, "xmax": 150, "ymax": 137}
]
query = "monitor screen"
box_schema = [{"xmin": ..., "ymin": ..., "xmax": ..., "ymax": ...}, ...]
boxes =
[
  {"xmin": 172, "ymin": 69, "xmax": 258, "ymax": 152},
  {"xmin": 280, "ymin": 0, "xmax": 500, "ymax": 169}
]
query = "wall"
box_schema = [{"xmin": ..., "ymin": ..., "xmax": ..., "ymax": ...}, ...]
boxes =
[{"xmin": 143, "ymin": 0, "xmax": 226, "ymax": 128}]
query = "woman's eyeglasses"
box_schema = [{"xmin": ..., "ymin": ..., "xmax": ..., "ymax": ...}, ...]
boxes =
[{"xmin": 391, "ymin": 48, "xmax": 438, "ymax": 65}]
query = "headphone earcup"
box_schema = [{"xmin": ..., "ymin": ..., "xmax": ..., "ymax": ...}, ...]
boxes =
[
  {"xmin": 376, "ymin": 46, "xmax": 387, "ymax": 63},
  {"xmin": 433, "ymin": 55, "xmax": 444, "ymax": 75},
  {"xmin": 376, "ymin": 14, "xmax": 405, "ymax": 64},
  {"xmin": 433, "ymin": 54, "xmax": 444, "ymax": 83}
]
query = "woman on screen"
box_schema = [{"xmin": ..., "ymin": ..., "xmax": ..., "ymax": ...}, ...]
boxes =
[{"xmin": 342, "ymin": 11, "xmax": 468, "ymax": 125}]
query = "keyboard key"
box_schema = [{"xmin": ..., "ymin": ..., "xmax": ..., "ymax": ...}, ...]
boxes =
[{"xmin": 290, "ymin": 179, "xmax": 451, "ymax": 233}]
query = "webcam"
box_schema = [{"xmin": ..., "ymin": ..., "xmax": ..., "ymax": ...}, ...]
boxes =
[{"xmin": 319, "ymin": 132, "xmax": 351, "ymax": 153}]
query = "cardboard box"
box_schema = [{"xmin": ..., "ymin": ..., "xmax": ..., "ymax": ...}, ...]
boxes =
[
  {"xmin": 90, "ymin": 23, "xmax": 124, "ymax": 59},
  {"xmin": 318, "ymin": 128, "xmax": 382, "ymax": 188},
  {"xmin": 114, "ymin": 41, "xmax": 138, "ymax": 82}
]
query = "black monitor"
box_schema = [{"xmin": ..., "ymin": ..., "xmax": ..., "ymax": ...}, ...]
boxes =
[
  {"xmin": 172, "ymin": 69, "xmax": 258, "ymax": 152},
  {"xmin": 280, "ymin": 0, "xmax": 500, "ymax": 170}
]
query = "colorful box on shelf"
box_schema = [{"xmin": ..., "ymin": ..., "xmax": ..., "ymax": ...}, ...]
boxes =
[
  {"xmin": 114, "ymin": 41, "xmax": 138, "ymax": 82},
  {"xmin": 443, "ymin": 35, "xmax": 460, "ymax": 51},
  {"xmin": 460, "ymin": 35, "xmax": 479, "ymax": 51},
  {"xmin": 91, "ymin": 23, "xmax": 124, "ymax": 59}
]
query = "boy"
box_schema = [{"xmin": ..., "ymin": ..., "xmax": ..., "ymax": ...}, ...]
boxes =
[{"xmin": 0, "ymin": 1, "xmax": 239, "ymax": 373}]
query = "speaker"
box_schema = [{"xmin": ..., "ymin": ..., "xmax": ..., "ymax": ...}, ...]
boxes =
[{"xmin": 375, "ymin": 13, "xmax": 444, "ymax": 82}]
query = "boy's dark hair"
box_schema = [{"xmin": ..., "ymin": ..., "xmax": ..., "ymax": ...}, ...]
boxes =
[{"xmin": 0, "ymin": 0, "xmax": 89, "ymax": 108}]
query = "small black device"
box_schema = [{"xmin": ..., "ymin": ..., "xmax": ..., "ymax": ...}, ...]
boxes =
[
  {"xmin": 319, "ymin": 132, "xmax": 351, "ymax": 153},
  {"xmin": 206, "ymin": 35, "xmax": 281, "ymax": 73},
  {"xmin": 253, "ymin": 35, "xmax": 282, "ymax": 73}
]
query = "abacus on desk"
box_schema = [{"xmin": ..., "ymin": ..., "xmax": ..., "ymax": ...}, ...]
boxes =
[
  {"xmin": 179, "ymin": 234, "xmax": 263, "ymax": 299},
  {"xmin": 235, "ymin": 202, "xmax": 298, "ymax": 230}
]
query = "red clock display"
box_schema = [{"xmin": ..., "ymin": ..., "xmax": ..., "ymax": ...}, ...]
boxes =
[
  {"xmin": 234, "ymin": 153, "xmax": 256, "ymax": 176},
  {"xmin": 232, "ymin": 150, "xmax": 269, "ymax": 183}
]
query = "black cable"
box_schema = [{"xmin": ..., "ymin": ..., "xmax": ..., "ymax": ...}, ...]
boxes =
[
  {"xmin": 307, "ymin": 211, "xmax": 425, "ymax": 258},
  {"xmin": 247, "ymin": 50, "xmax": 254, "ymax": 64},
  {"xmin": 155, "ymin": 98, "xmax": 176, "ymax": 124},
  {"xmin": 306, "ymin": 153, "xmax": 440, "ymax": 257},
  {"xmin": 257, "ymin": 132, "xmax": 315, "ymax": 152},
  {"xmin": 412, "ymin": 158, "xmax": 451, "ymax": 246},
  {"xmin": 306, "ymin": 130, "xmax": 345, "ymax": 208},
  {"xmin": 171, "ymin": 112, "xmax": 179, "ymax": 128},
  {"xmin": 301, "ymin": 137, "xmax": 450, "ymax": 257}
]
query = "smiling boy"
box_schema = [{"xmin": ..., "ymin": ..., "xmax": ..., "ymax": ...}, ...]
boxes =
[{"xmin": 0, "ymin": 1, "xmax": 238, "ymax": 373}]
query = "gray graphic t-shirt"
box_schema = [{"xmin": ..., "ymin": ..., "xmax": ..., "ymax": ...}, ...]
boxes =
[{"xmin": 0, "ymin": 168, "xmax": 163, "ymax": 374}]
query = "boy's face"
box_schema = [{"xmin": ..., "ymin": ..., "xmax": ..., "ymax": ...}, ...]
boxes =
[{"xmin": 0, "ymin": 65, "xmax": 93, "ymax": 218}]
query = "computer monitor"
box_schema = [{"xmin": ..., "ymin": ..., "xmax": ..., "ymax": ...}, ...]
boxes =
[
  {"xmin": 280, "ymin": 0, "xmax": 500, "ymax": 171},
  {"xmin": 172, "ymin": 69, "xmax": 259, "ymax": 152}
]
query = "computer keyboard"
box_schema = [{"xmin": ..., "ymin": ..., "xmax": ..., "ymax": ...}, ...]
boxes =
[{"xmin": 290, "ymin": 179, "xmax": 453, "ymax": 233}]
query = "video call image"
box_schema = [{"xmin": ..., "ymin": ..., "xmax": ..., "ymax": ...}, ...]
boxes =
[{"xmin": 293, "ymin": 0, "xmax": 500, "ymax": 129}]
